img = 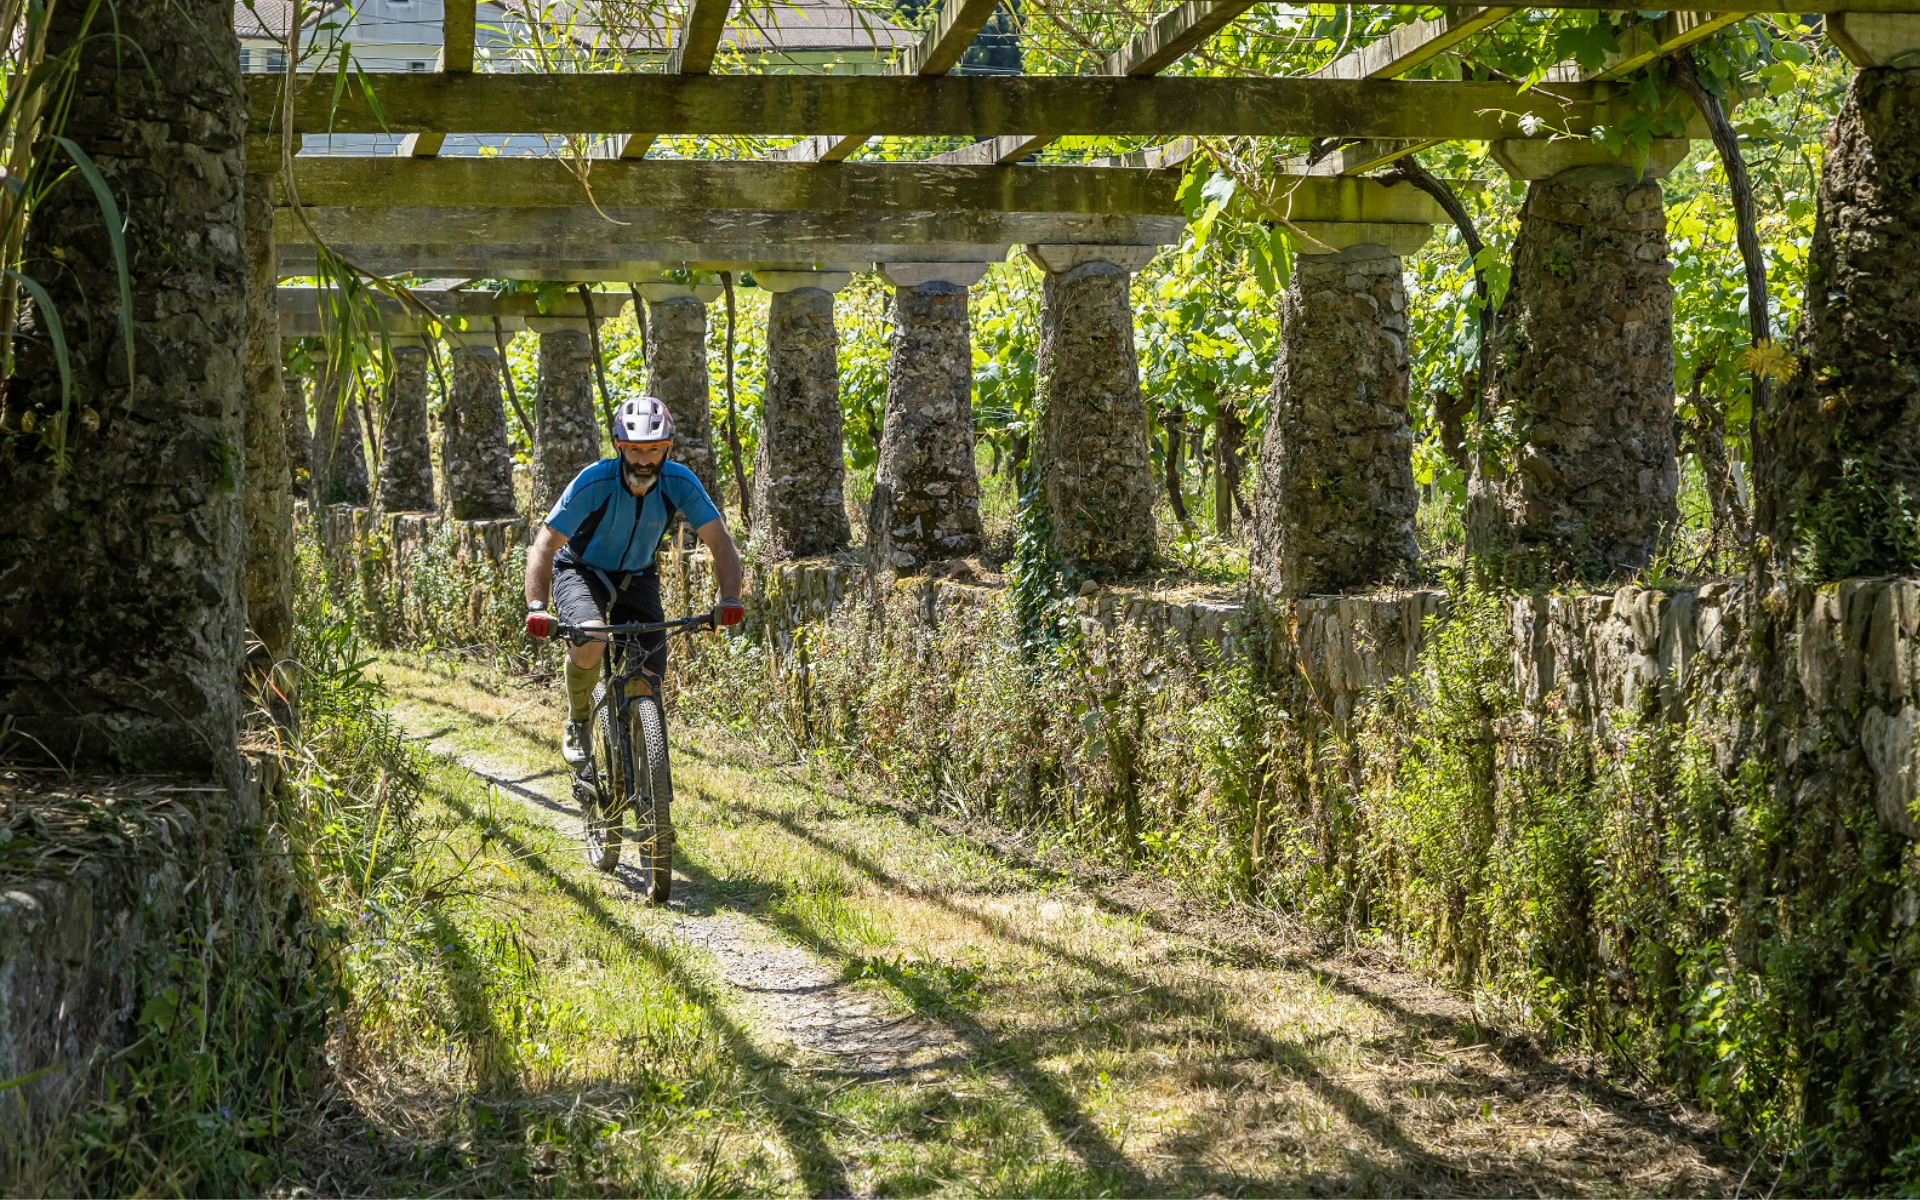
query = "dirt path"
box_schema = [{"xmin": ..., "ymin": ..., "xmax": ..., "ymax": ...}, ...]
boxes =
[
  {"xmin": 358, "ymin": 655, "xmax": 1745, "ymax": 1198},
  {"xmin": 441, "ymin": 748, "xmax": 957, "ymax": 1081}
]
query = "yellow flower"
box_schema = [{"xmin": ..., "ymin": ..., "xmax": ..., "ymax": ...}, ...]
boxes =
[{"xmin": 1743, "ymin": 339, "xmax": 1797, "ymax": 383}]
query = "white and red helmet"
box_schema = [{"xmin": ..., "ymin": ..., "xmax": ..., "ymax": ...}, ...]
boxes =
[{"xmin": 615, "ymin": 395, "xmax": 675, "ymax": 445}]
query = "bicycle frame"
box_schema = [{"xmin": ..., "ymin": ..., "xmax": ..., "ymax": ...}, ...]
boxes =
[{"xmin": 550, "ymin": 612, "xmax": 712, "ymax": 808}]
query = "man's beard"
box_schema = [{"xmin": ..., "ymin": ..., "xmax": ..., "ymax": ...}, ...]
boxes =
[{"xmin": 623, "ymin": 459, "xmax": 662, "ymax": 491}]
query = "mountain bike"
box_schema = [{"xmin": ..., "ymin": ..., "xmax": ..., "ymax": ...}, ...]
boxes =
[{"xmin": 545, "ymin": 612, "xmax": 713, "ymax": 901}]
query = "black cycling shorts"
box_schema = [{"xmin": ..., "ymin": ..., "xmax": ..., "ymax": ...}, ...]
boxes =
[{"xmin": 551, "ymin": 553, "xmax": 666, "ymax": 677}]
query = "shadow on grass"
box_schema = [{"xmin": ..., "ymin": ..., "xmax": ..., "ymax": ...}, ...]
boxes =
[
  {"xmin": 724, "ymin": 799, "xmax": 1727, "ymax": 1196},
  {"xmin": 739, "ymin": 768, "xmax": 1733, "ymax": 1170},
  {"xmin": 432, "ymin": 787, "xmax": 853, "ymax": 1197}
]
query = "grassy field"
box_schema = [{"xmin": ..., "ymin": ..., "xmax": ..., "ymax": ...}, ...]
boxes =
[{"xmin": 284, "ymin": 652, "xmax": 1742, "ymax": 1197}]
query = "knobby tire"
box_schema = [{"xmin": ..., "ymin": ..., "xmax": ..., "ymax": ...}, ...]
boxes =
[
  {"xmin": 632, "ymin": 695, "xmax": 673, "ymax": 903},
  {"xmin": 584, "ymin": 679, "xmax": 628, "ymax": 872}
]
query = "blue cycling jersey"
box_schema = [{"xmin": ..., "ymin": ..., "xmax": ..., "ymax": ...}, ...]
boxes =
[{"xmin": 542, "ymin": 459, "xmax": 721, "ymax": 573}]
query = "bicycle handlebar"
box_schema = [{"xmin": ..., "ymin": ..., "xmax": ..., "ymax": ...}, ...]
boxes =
[{"xmin": 543, "ymin": 612, "xmax": 716, "ymax": 641}]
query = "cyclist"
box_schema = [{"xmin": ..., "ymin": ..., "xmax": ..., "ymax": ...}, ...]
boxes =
[{"xmin": 524, "ymin": 395, "xmax": 745, "ymax": 769}]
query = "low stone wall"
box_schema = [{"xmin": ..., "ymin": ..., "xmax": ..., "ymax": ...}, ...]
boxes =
[
  {"xmin": 309, "ymin": 507, "xmax": 1920, "ymax": 854},
  {"xmin": 0, "ymin": 755, "xmax": 315, "ymax": 1143}
]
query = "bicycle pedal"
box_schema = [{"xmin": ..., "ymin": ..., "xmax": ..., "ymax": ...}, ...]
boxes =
[{"xmin": 570, "ymin": 776, "xmax": 599, "ymax": 807}]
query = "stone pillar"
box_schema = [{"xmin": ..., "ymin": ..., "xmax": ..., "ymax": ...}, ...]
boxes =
[
  {"xmin": 1251, "ymin": 231, "xmax": 1426, "ymax": 597},
  {"xmin": 1029, "ymin": 244, "xmax": 1157, "ymax": 579},
  {"xmin": 377, "ymin": 341, "xmax": 436, "ymax": 512},
  {"xmin": 283, "ymin": 362, "xmax": 313, "ymax": 502},
  {"xmin": 242, "ymin": 173, "xmax": 296, "ymax": 667},
  {"xmin": 868, "ymin": 263, "xmax": 987, "ymax": 571},
  {"xmin": 1764, "ymin": 49, "xmax": 1920, "ymax": 578},
  {"xmin": 442, "ymin": 343, "xmax": 517, "ymax": 520},
  {"xmin": 310, "ymin": 357, "xmax": 370, "ymax": 506},
  {"xmin": 638, "ymin": 282, "xmax": 723, "ymax": 501},
  {"xmin": 752, "ymin": 271, "xmax": 852, "ymax": 558},
  {"xmin": 529, "ymin": 322, "xmax": 603, "ymax": 512},
  {"xmin": 1466, "ymin": 141, "xmax": 1687, "ymax": 584},
  {"xmin": 0, "ymin": 0, "xmax": 248, "ymax": 775}
]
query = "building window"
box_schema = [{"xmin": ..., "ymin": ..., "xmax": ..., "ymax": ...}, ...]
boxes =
[{"xmin": 266, "ymin": 49, "xmax": 286, "ymax": 73}]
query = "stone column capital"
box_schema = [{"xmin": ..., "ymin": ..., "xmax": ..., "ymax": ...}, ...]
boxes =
[
  {"xmin": 753, "ymin": 269, "xmax": 853, "ymax": 295},
  {"xmin": 879, "ymin": 262, "xmax": 992, "ymax": 290},
  {"xmin": 1288, "ymin": 224, "xmax": 1432, "ymax": 258},
  {"xmin": 1490, "ymin": 138, "xmax": 1691, "ymax": 182},
  {"xmin": 1025, "ymin": 244, "xmax": 1160, "ymax": 274},
  {"xmin": 635, "ymin": 281, "xmax": 723, "ymax": 305}
]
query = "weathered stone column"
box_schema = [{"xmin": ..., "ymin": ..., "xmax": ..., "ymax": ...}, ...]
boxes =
[
  {"xmin": 529, "ymin": 320, "xmax": 602, "ymax": 511},
  {"xmin": 442, "ymin": 343, "xmax": 517, "ymax": 520},
  {"xmin": 1765, "ymin": 40, "xmax": 1920, "ymax": 577},
  {"xmin": 377, "ymin": 340, "xmax": 436, "ymax": 512},
  {"xmin": 752, "ymin": 271, "xmax": 851, "ymax": 558},
  {"xmin": 242, "ymin": 173, "xmax": 296, "ymax": 667},
  {"xmin": 0, "ymin": 0, "xmax": 248, "ymax": 774},
  {"xmin": 1029, "ymin": 244, "xmax": 1156, "ymax": 579},
  {"xmin": 283, "ymin": 360, "xmax": 313, "ymax": 502},
  {"xmin": 1466, "ymin": 141, "xmax": 1687, "ymax": 583},
  {"xmin": 868, "ymin": 263, "xmax": 987, "ymax": 571},
  {"xmin": 310, "ymin": 356, "xmax": 370, "ymax": 506},
  {"xmin": 1251, "ymin": 230, "xmax": 1426, "ymax": 597},
  {"xmin": 638, "ymin": 282, "xmax": 722, "ymax": 501}
]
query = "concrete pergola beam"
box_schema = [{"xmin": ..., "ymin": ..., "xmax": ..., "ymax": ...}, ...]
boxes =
[
  {"xmin": 274, "ymin": 249, "xmax": 1021, "ymax": 277},
  {"xmin": 274, "ymin": 286, "xmax": 634, "ymax": 325},
  {"xmin": 272, "ymin": 208, "xmax": 1187, "ymax": 259},
  {"xmin": 276, "ymin": 157, "xmax": 1185, "ymax": 216}
]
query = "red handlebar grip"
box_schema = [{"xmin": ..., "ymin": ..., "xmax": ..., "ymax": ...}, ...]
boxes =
[{"xmin": 526, "ymin": 612, "xmax": 558, "ymax": 639}]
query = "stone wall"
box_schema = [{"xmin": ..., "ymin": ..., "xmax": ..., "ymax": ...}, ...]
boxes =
[{"xmin": 0, "ymin": 756, "xmax": 315, "ymax": 1143}]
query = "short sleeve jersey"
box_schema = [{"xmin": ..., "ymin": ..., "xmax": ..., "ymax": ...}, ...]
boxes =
[{"xmin": 543, "ymin": 459, "xmax": 721, "ymax": 573}]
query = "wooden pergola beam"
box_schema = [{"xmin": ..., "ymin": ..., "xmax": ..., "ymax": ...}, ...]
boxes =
[
  {"xmin": 1103, "ymin": 4, "xmax": 1520, "ymax": 172},
  {"xmin": 771, "ymin": 0, "xmax": 1004, "ymax": 164},
  {"xmin": 901, "ymin": 0, "xmax": 1007, "ymax": 76},
  {"xmin": 277, "ymin": 156, "xmax": 1184, "ymax": 214},
  {"xmin": 1309, "ymin": 6, "xmax": 1519, "ymax": 80},
  {"xmin": 276, "ymin": 286, "xmax": 631, "ymax": 321},
  {"xmin": 402, "ymin": 0, "xmax": 478, "ymax": 158},
  {"xmin": 1306, "ymin": 9, "xmax": 1746, "ymax": 177},
  {"xmin": 926, "ymin": 0, "xmax": 1258, "ymax": 166},
  {"xmin": 666, "ymin": 0, "xmax": 734, "ymax": 74},
  {"xmin": 248, "ymin": 74, "xmax": 1698, "ymax": 143},
  {"xmin": 619, "ymin": 0, "xmax": 736, "ymax": 159}
]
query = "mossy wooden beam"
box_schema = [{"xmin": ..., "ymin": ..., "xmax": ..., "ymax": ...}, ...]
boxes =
[
  {"xmin": 771, "ymin": 0, "xmax": 1005, "ymax": 162},
  {"xmin": 247, "ymin": 74, "xmax": 1690, "ymax": 142},
  {"xmin": 1310, "ymin": 6, "xmax": 1520, "ymax": 80},
  {"xmin": 926, "ymin": 0, "xmax": 1258, "ymax": 165},
  {"xmin": 276, "ymin": 156, "xmax": 1185, "ymax": 214},
  {"xmin": 900, "ymin": 0, "xmax": 1006, "ymax": 76},
  {"xmin": 1100, "ymin": 0, "xmax": 1261, "ymax": 76},
  {"xmin": 667, "ymin": 0, "xmax": 734, "ymax": 74},
  {"xmin": 402, "ymin": 0, "xmax": 476, "ymax": 157}
]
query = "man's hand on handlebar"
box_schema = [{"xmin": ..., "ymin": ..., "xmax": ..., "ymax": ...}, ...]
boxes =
[
  {"xmin": 715, "ymin": 597, "xmax": 745, "ymax": 627},
  {"xmin": 526, "ymin": 610, "xmax": 558, "ymax": 640}
]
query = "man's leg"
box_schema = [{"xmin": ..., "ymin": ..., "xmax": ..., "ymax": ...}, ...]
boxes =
[{"xmin": 552, "ymin": 561, "xmax": 612, "ymax": 765}]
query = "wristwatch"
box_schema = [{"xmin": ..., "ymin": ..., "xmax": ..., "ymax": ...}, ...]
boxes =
[{"xmin": 528, "ymin": 600, "xmax": 547, "ymax": 611}]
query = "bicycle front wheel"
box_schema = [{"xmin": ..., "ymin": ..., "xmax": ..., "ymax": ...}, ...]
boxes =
[
  {"xmin": 584, "ymin": 680, "xmax": 627, "ymax": 873},
  {"xmin": 630, "ymin": 695, "xmax": 674, "ymax": 903}
]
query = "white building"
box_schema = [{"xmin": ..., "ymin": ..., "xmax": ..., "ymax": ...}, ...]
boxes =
[{"xmin": 238, "ymin": 0, "xmax": 918, "ymax": 154}]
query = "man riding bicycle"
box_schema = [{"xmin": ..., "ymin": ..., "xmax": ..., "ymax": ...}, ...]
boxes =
[{"xmin": 523, "ymin": 395, "xmax": 745, "ymax": 769}]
